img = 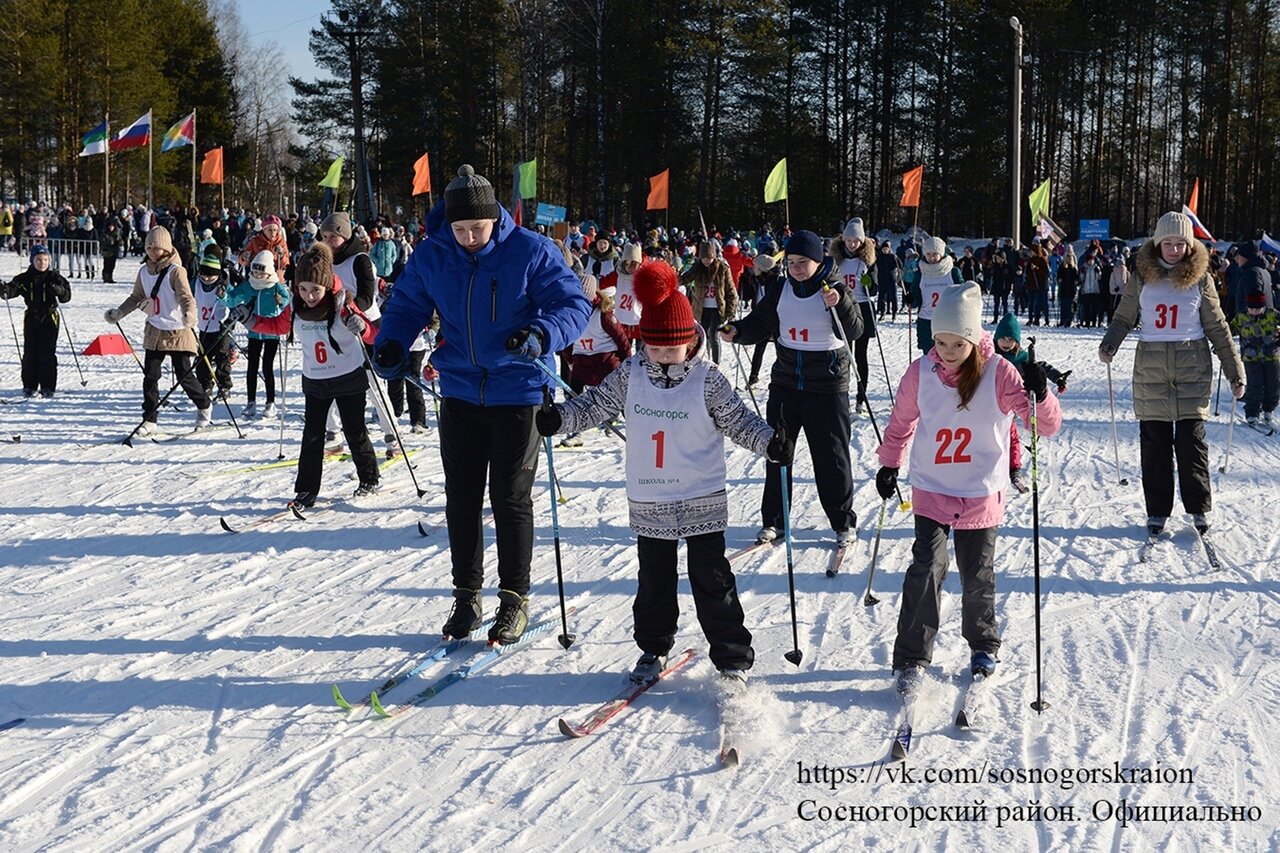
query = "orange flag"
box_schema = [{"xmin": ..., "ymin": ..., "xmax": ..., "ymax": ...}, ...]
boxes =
[
  {"xmin": 899, "ymin": 165, "xmax": 923, "ymax": 208},
  {"xmin": 1187, "ymin": 177, "xmax": 1200, "ymax": 216},
  {"xmin": 646, "ymin": 168, "xmax": 670, "ymax": 210},
  {"xmin": 412, "ymin": 152, "xmax": 432, "ymax": 196},
  {"xmin": 199, "ymin": 147, "xmax": 223, "ymax": 184}
]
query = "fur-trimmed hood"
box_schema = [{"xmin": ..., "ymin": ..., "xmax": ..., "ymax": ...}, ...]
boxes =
[
  {"xmin": 829, "ymin": 235, "xmax": 877, "ymax": 267},
  {"xmin": 1134, "ymin": 239, "xmax": 1208, "ymax": 290}
]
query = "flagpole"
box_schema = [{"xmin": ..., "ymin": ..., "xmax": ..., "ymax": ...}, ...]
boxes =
[
  {"xmin": 104, "ymin": 112, "xmax": 110, "ymax": 212},
  {"xmin": 148, "ymin": 117, "xmax": 153, "ymax": 211},
  {"xmin": 220, "ymin": 151, "xmax": 225, "ymax": 211},
  {"xmin": 190, "ymin": 110, "xmax": 197, "ymax": 208}
]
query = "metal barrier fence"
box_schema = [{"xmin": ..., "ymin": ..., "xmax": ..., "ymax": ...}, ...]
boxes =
[{"xmin": 17, "ymin": 237, "xmax": 106, "ymax": 279}]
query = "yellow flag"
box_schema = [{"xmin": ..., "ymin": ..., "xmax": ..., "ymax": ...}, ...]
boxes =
[
  {"xmin": 319, "ymin": 156, "xmax": 345, "ymax": 189},
  {"xmin": 1027, "ymin": 178, "xmax": 1051, "ymax": 223},
  {"xmin": 764, "ymin": 158, "xmax": 787, "ymax": 203}
]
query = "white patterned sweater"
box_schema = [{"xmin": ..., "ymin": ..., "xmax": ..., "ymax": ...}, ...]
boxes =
[{"xmin": 555, "ymin": 330, "xmax": 774, "ymax": 539}]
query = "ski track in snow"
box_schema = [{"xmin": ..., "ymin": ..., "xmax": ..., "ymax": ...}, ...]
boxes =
[{"xmin": 0, "ymin": 255, "xmax": 1277, "ymax": 849}]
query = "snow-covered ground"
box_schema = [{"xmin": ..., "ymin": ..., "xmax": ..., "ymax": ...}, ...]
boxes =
[{"xmin": 0, "ymin": 251, "xmax": 1276, "ymax": 851}]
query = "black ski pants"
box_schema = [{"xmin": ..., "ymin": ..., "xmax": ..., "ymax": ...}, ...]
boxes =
[
  {"xmin": 439, "ymin": 397, "xmax": 539, "ymax": 596},
  {"xmin": 296, "ymin": 389, "xmax": 377, "ymax": 496},
  {"xmin": 1243, "ymin": 360, "xmax": 1280, "ymax": 419},
  {"xmin": 143, "ymin": 349, "xmax": 209, "ymax": 421},
  {"xmin": 244, "ymin": 338, "xmax": 278, "ymax": 404},
  {"xmin": 853, "ymin": 302, "xmax": 876, "ymax": 403},
  {"xmin": 699, "ymin": 306, "xmax": 722, "ymax": 364},
  {"xmin": 22, "ymin": 312, "xmax": 58, "ymax": 394},
  {"xmin": 196, "ymin": 329, "xmax": 233, "ymax": 396},
  {"xmin": 893, "ymin": 516, "xmax": 999, "ymax": 670},
  {"xmin": 761, "ymin": 383, "xmax": 856, "ymax": 534},
  {"xmin": 634, "ymin": 532, "xmax": 754, "ymax": 672},
  {"xmin": 1139, "ymin": 419, "xmax": 1211, "ymax": 518},
  {"xmin": 386, "ymin": 349, "xmax": 427, "ymax": 426}
]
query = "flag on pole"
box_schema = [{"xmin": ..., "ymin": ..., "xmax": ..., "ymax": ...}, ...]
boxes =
[
  {"xmin": 1035, "ymin": 215, "xmax": 1067, "ymax": 251},
  {"xmin": 200, "ymin": 148, "xmax": 224, "ymax": 184},
  {"xmin": 79, "ymin": 121, "xmax": 109, "ymax": 157},
  {"xmin": 899, "ymin": 165, "xmax": 923, "ymax": 207},
  {"xmin": 1187, "ymin": 178, "xmax": 1201, "ymax": 216},
  {"xmin": 1027, "ymin": 178, "xmax": 1051, "ymax": 223},
  {"xmin": 319, "ymin": 156, "xmax": 344, "ymax": 189},
  {"xmin": 1260, "ymin": 232, "xmax": 1280, "ymax": 255},
  {"xmin": 646, "ymin": 168, "xmax": 669, "ymax": 210},
  {"xmin": 516, "ymin": 159, "xmax": 537, "ymax": 199},
  {"xmin": 411, "ymin": 152, "xmax": 432, "ymax": 195},
  {"xmin": 160, "ymin": 111, "xmax": 195, "ymax": 152},
  {"xmin": 1181, "ymin": 205, "xmax": 1215, "ymax": 241},
  {"xmin": 764, "ymin": 158, "xmax": 787, "ymax": 203},
  {"xmin": 110, "ymin": 111, "xmax": 152, "ymax": 151}
]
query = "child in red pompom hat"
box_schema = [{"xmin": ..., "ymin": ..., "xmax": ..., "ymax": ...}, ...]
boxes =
[{"xmin": 535, "ymin": 260, "xmax": 794, "ymax": 690}]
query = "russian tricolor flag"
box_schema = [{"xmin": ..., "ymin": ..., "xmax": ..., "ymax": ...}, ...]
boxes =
[
  {"xmin": 110, "ymin": 111, "xmax": 151, "ymax": 151},
  {"xmin": 1181, "ymin": 205, "xmax": 1214, "ymax": 242}
]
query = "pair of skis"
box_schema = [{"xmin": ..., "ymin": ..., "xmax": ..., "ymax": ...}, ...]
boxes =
[
  {"xmin": 219, "ymin": 478, "xmax": 414, "ymax": 532},
  {"xmin": 728, "ymin": 537, "xmax": 849, "ymax": 577},
  {"xmin": 1139, "ymin": 527, "xmax": 1221, "ymax": 569},
  {"xmin": 891, "ymin": 669, "xmax": 995, "ymax": 760}
]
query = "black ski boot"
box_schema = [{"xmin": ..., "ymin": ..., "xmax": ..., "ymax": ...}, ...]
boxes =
[
  {"xmin": 442, "ymin": 588, "xmax": 483, "ymax": 639},
  {"xmin": 488, "ymin": 589, "xmax": 529, "ymax": 645}
]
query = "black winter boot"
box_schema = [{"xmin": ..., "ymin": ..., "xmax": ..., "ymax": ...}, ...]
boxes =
[
  {"xmin": 488, "ymin": 589, "xmax": 529, "ymax": 645},
  {"xmin": 442, "ymin": 588, "xmax": 483, "ymax": 639}
]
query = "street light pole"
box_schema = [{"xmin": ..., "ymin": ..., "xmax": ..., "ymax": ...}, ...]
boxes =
[
  {"xmin": 1010, "ymin": 16, "xmax": 1023, "ymax": 250},
  {"xmin": 337, "ymin": 10, "xmax": 376, "ymax": 226}
]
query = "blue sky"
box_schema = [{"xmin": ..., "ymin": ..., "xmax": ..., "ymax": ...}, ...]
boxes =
[{"xmin": 231, "ymin": 0, "xmax": 324, "ymax": 83}]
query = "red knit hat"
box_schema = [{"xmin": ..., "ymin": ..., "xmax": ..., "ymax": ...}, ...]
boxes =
[{"xmin": 635, "ymin": 261, "xmax": 696, "ymax": 346}]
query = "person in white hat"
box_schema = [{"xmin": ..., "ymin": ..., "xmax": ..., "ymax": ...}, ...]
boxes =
[
  {"xmin": 1099, "ymin": 210, "xmax": 1245, "ymax": 541},
  {"xmin": 874, "ymin": 281, "xmax": 1062, "ymax": 690},
  {"xmin": 909, "ymin": 235, "xmax": 964, "ymax": 351}
]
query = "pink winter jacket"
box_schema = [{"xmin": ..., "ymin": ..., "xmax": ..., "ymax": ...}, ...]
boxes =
[{"xmin": 877, "ymin": 333, "xmax": 1063, "ymax": 530}]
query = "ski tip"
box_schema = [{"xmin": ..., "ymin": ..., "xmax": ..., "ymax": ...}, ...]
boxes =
[
  {"xmin": 290, "ymin": 504, "xmax": 307, "ymax": 520},
  {"xmin": 332, "ymin": 683, "xmax": 354, "ymax": 711},
  {"xmin": 558, "ymin": 718, "xmax": 587, "ymax": 739},
  {"xmin": 825, "ymin": 567, "xmax": 838, "ymax": 578},
  {"xmin": 891, "ymin": 741, "xmax": 909, "ymax": 761},
  {"xmin": 218, "ymin": 517, "xmax": 236, "ymax": 533},
  {"xmin": 417, "ymin": 521, "xmax": 431, "ymax": 537},
  {"xmin": 369, "ymin": 691, "xmax": 392, "ymax": 719},
  {"xmin": 955, "ymin": 710, "xmax": 970, "ymax": 728},
  {"xmin": 720, "ymin": 747, "xmax": 740, "ymax": 767}
]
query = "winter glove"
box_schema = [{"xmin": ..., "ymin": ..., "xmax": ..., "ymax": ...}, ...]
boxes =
[
  {"xmin": 343, "ymin": 310, "xmax": 367, "ymax": 338},
  {"xmin": 505, "ymin": 327, "xmax": 545, "ymax": 361},
  {"xmin": 1232, "ymin": 379, "xmax": 1247, "ymax": 399},
  {"xmin": 104, "ymin": 307, "xmax": 122, "ymax": 324},
  {"xmin": 422, "ymin": 361, "xmax": 439, "ymax": 382},
  {"xmin": 876, "ymin": 466, "xmax": 899, "ymax": 500},
  {"xmin": 765, "ymin": 427, "xmax": 794, "ymax": 466},
  {"xmin": 372, "ymin": 339, "xmax": 408, "ymax": 379},
  {"xmin": 535, "ymin": 389, "xmax": 562, "ymax": 437},
  {"xmin": 1055, "ymin": 369, "xmax": 1071, "ymax": 395},
  {"xmin": 229, "ymin": 303, "xmax": 253, "ymax": 325},
  {"xmin": 1023, "ymin": 361, "xmax": 1049, "ymax": 402},
  {"xmin": 719, "ymin": 323, "xmax": 738, "ymax": 342},
  {"xmin": 1097, "ymin": 344, "xmax": 1114, "ymax": 364}
]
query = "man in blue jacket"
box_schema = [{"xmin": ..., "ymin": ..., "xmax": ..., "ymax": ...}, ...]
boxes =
[{"xmin": 373, "ymin": 165, "xmax": 590, "ymax": 645}]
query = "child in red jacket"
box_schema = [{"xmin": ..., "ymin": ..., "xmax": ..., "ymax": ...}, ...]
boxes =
[{"xmin": 563, "ymin": 273, "xmax": 630, "ymax": 446}]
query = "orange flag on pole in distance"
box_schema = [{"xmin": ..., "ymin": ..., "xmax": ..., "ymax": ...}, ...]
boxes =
[
  {"xmin": 1187, "ymin": 177, "xmax": 1200, "ymax": 216},
  {"xmin": 200, "ymin": 147, "xmax": 223, "ymax": 184},
  {"xmin": 412, "ymin": 152, "xmax": 432, "ymax": 195},
  {"xmin": 900, "ymin": 165, "xmax": 923, "ymax": 208},
  {"xmin": 646, "ymin": 169, "xmax": 670, "ymax": 210}
]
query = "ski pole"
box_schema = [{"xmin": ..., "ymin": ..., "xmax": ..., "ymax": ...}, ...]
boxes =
[
  {"xmin": 780, "ymin": 456, "xmax": 803, "ymax": 667},
  {"xmin": 1219, "ymin": 393, "xmax": 1237, "ymax": 474},
  {"xmin": 542, "ymin": 388, "xmax": 575, "ymax": 649},
  {"xmin": 115, "ymin": 321, "xmax": 145, "ymax": 371},
  {"xmin": 825, "ymin": 287, "xmax": 911, "ymax": 511},
  {"xmin": 862, "ymin": 499, "xmax": 888, "ymax": 607},
  {"xmin": 530, "ymin": 357, "xmax": 626, "ymax": 441},
  {"xmin": 197, "ymin": 337, "xmax": 244, "ymax": 438},
  {"xmin": 1105, "ymin": 362, "xmax": 1129, "ymax": 485},
  {"xmin": 1027, "ymin": 338, "xmax": 1049, "ymax": 714},
  {"xmin": 5, "ymin": 294, "xmax": 22, "ymax": 361},
  {"xmin": 361, "ymin": 344, "xmax": 426, "ymax": 497},
  {"xmin": 721, "ymin": 324, "xmax": 761, "ymax": 416},
  {"xmin": 868, "ymin": 308, "xmax": 895, "ymax": 407},
  {"xmin": 1213, "ymin": 370, "xmax": 1222, "ymax": 417},
  {"xmin": 276, "ymin": 338, "xmax": 289, "ymax": 460},
  {"xmin": 58, "ymin": 307, "xmax": 87, "ymax": 386}
]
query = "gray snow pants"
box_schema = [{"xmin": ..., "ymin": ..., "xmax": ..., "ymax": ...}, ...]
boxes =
[{"xmin": 892, "ymin": 516, "xmax": 1000, "ymax": 670}]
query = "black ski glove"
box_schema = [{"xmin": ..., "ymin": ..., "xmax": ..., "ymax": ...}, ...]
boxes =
[
  {"xmin": 536, "ymin": 388, "xmax": 562, "ymax": 437},
  {"xmin": 876, "ymin": 466, "xmax": 899, "ymax": 500},
  {"xmin": 373, "ymin": 339, "xmax": 407, "ymax": 379},
  {"xmin": 766, "ymin": 427, "xmax": 794, "ymax": 466},
  {"xmin": 1023, "ymin": 362, "xmax": 1048, "ymax": 402},
  {"xmin": 1055, "ymin": 369, "xmax": 1071, "ymax": 394}
]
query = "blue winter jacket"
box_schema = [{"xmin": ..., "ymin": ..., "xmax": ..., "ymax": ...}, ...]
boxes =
[
  {"xmin": 370, "ymin": 237, "xmax": 397, "ymax": 279},
  {"xmin": 376, "ymin": 201, "xmax": 590, "ymax": 406},
  {"xmin": 224, "ymin": 279, "xmax": 290, "ymax": 341}
]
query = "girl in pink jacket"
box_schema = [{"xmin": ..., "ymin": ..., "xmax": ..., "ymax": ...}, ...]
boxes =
[{"xmin": 874, "ymin": 281, "xmax": 1062, "ymax": 690}]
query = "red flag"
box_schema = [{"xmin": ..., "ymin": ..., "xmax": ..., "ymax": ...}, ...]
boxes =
[
  {"xmin": 1187, "ymin": 177, "xmax": 1200, "ymax": 217},
  {"xmin": 646, "ymin": 169, "xmax": 669, "ymax": 210},
  {"xmin": 199, "ymin": 148, "xmax": 223, "ymax": 184},
  {"xmin": 412, "ymin": 152, "xmax": 432, "ymax": 195},
  {"xmin": 899, "ymin": 165, "xmax": 923, "ymax": 208}
]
